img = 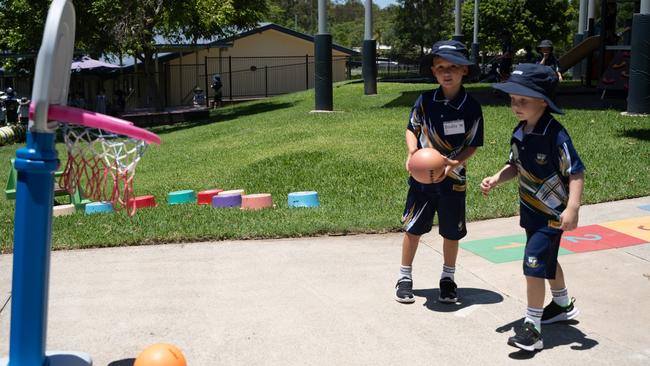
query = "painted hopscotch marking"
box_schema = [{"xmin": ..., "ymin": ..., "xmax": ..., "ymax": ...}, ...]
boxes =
[{"xmin": 462, "ymin": 216, "xmax": 650, "ymax": 264}]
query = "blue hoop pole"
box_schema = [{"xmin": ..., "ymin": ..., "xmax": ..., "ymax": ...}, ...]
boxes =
[{"xmin": 9, "ymin": 131, "xmax": 58, "ymax": 366}]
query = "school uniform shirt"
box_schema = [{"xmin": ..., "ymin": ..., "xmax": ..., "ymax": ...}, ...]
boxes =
[
  {"xmin": 507, "ymin": 113, "xmax": 585, "ymax": 230},
  {"xmin": 407, "ymin": 86, "xmax": 484, "ymax": 194},
  {"xmin": 536, "ymin": 54, "xmax": 561, "ymax": 73}
]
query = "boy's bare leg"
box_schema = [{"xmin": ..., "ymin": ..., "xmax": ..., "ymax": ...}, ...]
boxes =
[
  {"xmin": 401, "ymin": 232, "xmax": 420, "ymax": 266},
  {"xmin": 547, "ymin": 262, "xmax": 566, "ymax": 290},
  {"xmin": 442, "ymin": 238, "xmax": 459, "ymax": 267},
  {"xmin": 526, "ymin": 276, "xmax": 546, "ymax": 308}
]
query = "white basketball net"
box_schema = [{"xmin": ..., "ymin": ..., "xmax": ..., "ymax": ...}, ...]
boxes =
[{"xmin": 59, "ymin": 124, "xmax": 148, "ymax": 216}]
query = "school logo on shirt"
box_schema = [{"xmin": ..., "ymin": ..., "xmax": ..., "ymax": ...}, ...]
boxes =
[
  {"xmin": 535, "ymin": 153, "xmax": 548, "ymax": 165},
  {"xmin": 526, "ymin": 256, "xmax": 539, "ymax": 268}
]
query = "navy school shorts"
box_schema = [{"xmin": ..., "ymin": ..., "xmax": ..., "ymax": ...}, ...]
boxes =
[
  {"xmin": 401, "ymin": 183, "xmax": 466, "ymax": 240},
  {"xmin": 523, "ymin": 226, "xmax": 563, "ymax": 279}
]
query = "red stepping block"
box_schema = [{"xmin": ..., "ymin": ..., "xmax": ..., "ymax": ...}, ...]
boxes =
[
  {"xmin": 197, "ymin": 189, "xmax": 224, "ymax": 205},
  {"xmin": 128, "ymin": 195, "xmax": 157, "ymax": 209}
]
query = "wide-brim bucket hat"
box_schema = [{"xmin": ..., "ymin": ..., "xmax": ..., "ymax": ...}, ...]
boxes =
[
  {"xmin": 426, "ymin": 40, "xmax": 480, "ymax": 80},
  {"xmin": 537, "ymin": 39, "xmax": 554, "ymax": 50},
  {"xmin": 492, "ymin": 63, "xmax": 564, "ymax": 114}
]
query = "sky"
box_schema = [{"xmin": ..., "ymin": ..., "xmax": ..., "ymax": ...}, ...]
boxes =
[{"xmin": 373, "ymin": 0, "xmax": 397, "ymax": 8}]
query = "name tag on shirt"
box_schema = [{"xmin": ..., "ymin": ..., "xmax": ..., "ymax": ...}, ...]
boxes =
[{"xmin": 443, "ymin": 119, "xmax": 465, "ymax": 135}]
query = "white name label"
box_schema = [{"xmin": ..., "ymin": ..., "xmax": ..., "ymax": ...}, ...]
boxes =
[{"xmin": 443, "ymin": 119, "xmax": 465, "ymax": 135}]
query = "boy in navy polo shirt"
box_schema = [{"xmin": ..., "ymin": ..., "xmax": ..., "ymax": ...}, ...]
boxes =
[
  {"xmin": 395, "ymin": 40, "xmax": 484, "ymax": 304},
  {"xmin": 480, "ymin": 63, "xmax": 585, "ymax": 352}
]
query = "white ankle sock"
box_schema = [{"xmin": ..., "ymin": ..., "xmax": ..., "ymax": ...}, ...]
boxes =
[
  {"xmin": 441, "ymin": 265, "xmax": 455, "ymax": 280},
  {"xmin": 525, "ymin": 307, "xmax": 543, "ymax": 332},
  {"xmin": 551, "ymin": 288, "xmax": 570, "ymax": 307},
  {"xmin": 399, "ymin": 265, "xmax": 412, "ymax": 281}
]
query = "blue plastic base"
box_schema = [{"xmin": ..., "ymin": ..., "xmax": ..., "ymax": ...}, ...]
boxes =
[{"xmin": 2, "ymin": 351, "xmax": 92, "ymax": 366}]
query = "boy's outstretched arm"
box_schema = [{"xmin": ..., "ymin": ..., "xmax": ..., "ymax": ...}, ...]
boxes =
[
  {"xmin": 560, "ymin": 171, "xmax": 584, "ymax": 231},
  {"xmin": 405, "ymin": 129, "xmax": 419, "ymax": 171},
  {"xmin": 480, "ymin": 164, "xmax": 518, "ymax": 195}
]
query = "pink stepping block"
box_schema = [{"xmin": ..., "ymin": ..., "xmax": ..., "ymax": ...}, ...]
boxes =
[
  {"xmin": 241, "ymin": 193, "xmax": 273, "ymax": 210},
  {"xmin": 197, "ymin": 189, "xmax": 223, "ymax": 205}
]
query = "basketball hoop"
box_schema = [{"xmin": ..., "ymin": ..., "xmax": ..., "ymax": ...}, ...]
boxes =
[{"xmin": 30, "ymin": 104, "xmax": 161, "ymax": 216}]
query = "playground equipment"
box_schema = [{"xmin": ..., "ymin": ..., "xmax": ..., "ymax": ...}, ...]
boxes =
[
  {"xmin": 5, "ymin": 158, "xmax": 91, "ymax": 209},
  {"xmin": 1, "ymin": 1, "xmax": 161, "ymax": 365},
  {"xmin": 558, "ymin": 35, "xmax": 601, "ymax": 73}
]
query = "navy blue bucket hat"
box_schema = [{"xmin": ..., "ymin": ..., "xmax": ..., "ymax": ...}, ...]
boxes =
[
  {"xmin": 424, "ymin": 40, "xmax": 479, "ymax": 81},
  {"xmin": 492, "ymin": 63, "xmax": 564, "ymax": 114},
  {"xmin": 431, "ymin": 40, "xmax": 474, "ymax": 66}
]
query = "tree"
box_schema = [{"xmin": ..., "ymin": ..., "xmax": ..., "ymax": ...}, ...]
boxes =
[
  {"xmin": 0, "ymin": 0, "xmax": 267, "ymax": 109},
  {"xmin": 459, "ymin": 0, "xmax": 576, "ymax": 55},
  {"xmin": 391, "ymin": 0, "xmax": 452, "ymax": 56}
]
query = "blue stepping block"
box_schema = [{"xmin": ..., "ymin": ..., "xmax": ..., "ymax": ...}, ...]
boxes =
[
  {"xmin": 85, "ymin": 202, "xmax": 114, "ymax": 215},
  {"xmin": 168, "ymin": 190, "xmax": 196, "ymax": 205},
  {"xmin": 288, "ymin": 191, "xmax": 320, "ymax": 208}
]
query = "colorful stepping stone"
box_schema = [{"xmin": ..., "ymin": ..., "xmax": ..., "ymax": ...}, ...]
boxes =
[
  {"xmin": 167, "ymin": 190, "xmax": 196, "ymax": 205},
  {"xmin": 85, "ymin": 201, "xmax": 114, "ymax": 215},
  {"xmin": 197, "ymin": 189, "xmax": 223, "ymax": 205},
  {"xmin": 53, "ymin": 204, "xmax": 75, "ymax": 217},
  {"xmin": 241, "ymin": 193, "xmax": 273, "ymax": 210},
  {"xmin": 128, "ymin": 195, "xmax": 157, "ymax": 209},
  {"xmin": 288, "ymin": 191, "xmax": 320, "ymax": 208},
  {"xmin": 212, "ymin": 192, "xmax": 242, "ymax": 208}
]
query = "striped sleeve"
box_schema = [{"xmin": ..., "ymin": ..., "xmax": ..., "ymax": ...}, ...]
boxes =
[{"xmin": 557, "ymin": 129, "xmax": 585, "ymax": 176}]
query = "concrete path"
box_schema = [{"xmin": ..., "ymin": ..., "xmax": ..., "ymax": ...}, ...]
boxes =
[{"xmin": 1, "ymin": 197, "xmax": 649, "ymax": 365}]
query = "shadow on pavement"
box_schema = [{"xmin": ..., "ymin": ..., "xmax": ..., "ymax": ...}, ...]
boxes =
[
  {"xmin": 412, "ymin": 287, "xmax": 503, "ymax": 312},
  {"xmin": 496, "ymin": 317, "xmax": 599, "ymax": 359},
  {"xmin": 107, "ymin": 358, "xmax": 135, "ymax": 366}
]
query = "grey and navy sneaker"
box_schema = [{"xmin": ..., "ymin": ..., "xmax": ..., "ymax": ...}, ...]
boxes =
[
  {"xmin": 438, "ymin": 277, "xmax": 458, "ymax": 303},
  {"xmin": 541, "ymin": 297, "xmax": 579, "ymax": 324},
  {"xmin": 508, "ymin": 322, "xmax": 543, "ymax": 352},
  {"xmin": 395, "ymin": 277, "xmax": 415, "ymax": 303}
]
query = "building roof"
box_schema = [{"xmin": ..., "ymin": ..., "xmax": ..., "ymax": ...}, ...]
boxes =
[{"xmin": 153, "ymin": 23, "xmax": 356, "ymax": 56}]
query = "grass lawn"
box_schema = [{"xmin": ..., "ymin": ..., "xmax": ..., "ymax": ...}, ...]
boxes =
[{"xmin": 1, "ymin": 81, "xmax": 649, "ymax": 252}]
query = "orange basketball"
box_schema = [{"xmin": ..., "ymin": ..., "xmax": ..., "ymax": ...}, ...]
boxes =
[
  {"xmin": 134, "ymin": 343, "xmax": 187, "ymax": 366},
  {"xmin": 408, "ymin": 148, "xmax": 445, "ymax": 184}
]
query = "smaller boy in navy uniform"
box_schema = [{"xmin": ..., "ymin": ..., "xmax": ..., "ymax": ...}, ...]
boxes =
[
  {"xmin": 395, "ymin": 40, "xmax": 484, "ymax": 304},
  {"xmin": 480, "ymin": 64, "xmax": 585, "ymax": 352}
]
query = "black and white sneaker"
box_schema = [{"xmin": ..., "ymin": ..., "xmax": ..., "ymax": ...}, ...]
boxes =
[
  {"xmin": 541, "ymin": 297, "xmax": 579, "ymax": 324},
  {"xmin": 438, "ymin": 277, "xmax": 458, "ymax": 303},
  {"xmin": 395, "ymin": 277, "xmax": 415, "ymax": 303},
  {"xmin": 508, "ymin": 322, "xmax": 543, "ymax": 352}
]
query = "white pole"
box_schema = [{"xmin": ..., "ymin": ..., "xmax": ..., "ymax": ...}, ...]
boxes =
[
  {"xmin": 578, "ymin": 0, "xmax": 587, "ymax": 34},
  {"xmin": 365, "ymin": 0, "xmax": 373, "ymax": 40},
  {"xmin": 641, "ymin": 0, "xmax": 649, "ymax": 14},
  {"xmin": 318, "ymin": 0, "xmax": 327, "ymax": 34},
  {"xmin": 588, "ymin": 0, "xmax": 596, "ymax": 20},
  {"xmin": 473, "ymin": 0, "xmax": 479, "ymax": 44},
  {"xmin": 454, "ymin": 0, "xmax": 462, "ymax": 38}
]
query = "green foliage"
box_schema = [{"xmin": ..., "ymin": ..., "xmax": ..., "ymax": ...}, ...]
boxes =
[
  {"xmin": 460, "ymin": 0, "xmax": 576, "ymax": 53},
  {"xmin": 1, "ymin": 82, "xmax": 648, "ymax": 251},
  {"xmin": 392, "ymin": 0, "xmax": 452, "ymax": 55}
]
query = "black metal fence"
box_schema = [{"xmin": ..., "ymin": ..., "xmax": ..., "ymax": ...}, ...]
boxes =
[{"xmin": 0, "ymin": 53, "xmax": 428, "ymax": 110}]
